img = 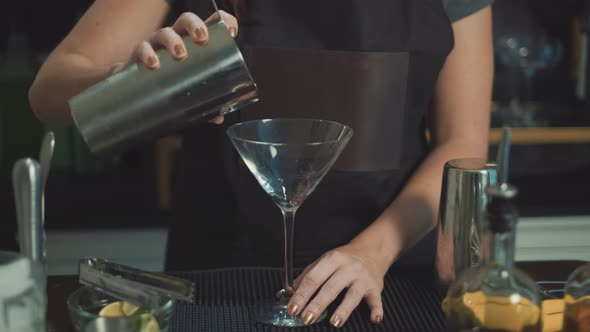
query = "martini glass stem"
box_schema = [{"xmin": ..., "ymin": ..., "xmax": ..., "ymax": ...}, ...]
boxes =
[{"xmin": 280, "ymin": 207, "xmax": 297, "ymax": 295}]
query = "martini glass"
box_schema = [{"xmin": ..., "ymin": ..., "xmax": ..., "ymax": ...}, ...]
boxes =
[{"xmin": 227, "ymin": 118, "xmax": 353, "ymax": 327}]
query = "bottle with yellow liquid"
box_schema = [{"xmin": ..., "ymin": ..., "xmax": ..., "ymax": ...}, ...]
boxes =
[
  {"xmin": 442, "ymin": 183, "xmax": 542, "ymax": 332},
  {"xmin": 563, "ymin": 263, "xmax": 590, "ymax": 332}
]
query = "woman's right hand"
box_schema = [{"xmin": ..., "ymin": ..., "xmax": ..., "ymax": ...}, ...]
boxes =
[{"xmin": 113, "ymin": 10, "xmax": 239, "ymax": 124}]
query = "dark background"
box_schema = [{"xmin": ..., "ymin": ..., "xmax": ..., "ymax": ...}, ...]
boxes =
[{"xmin": 1, "ymin": 0, "xmax": 590, "ymax": 252}]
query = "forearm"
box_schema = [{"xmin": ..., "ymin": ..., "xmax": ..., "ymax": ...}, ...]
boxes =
[
  {"xmin": 350, "ymin": 139, "xmax": 488, "ymax": 271},
  {"xmin": 28, "ymin": 52, "xmax": 120, "ymax": 124},
  {"xmin": 350, "ymin": 6, "xmax": 494, "ymax": 272},
  {"xmin": 29, "ymin": 0, "xmax": 172, "ymax": 125}
]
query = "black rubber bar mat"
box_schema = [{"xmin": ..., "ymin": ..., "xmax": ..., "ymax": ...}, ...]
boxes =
[{"xmin": 170, "ymin": 267, "xmax": 446, "ymax": 332}]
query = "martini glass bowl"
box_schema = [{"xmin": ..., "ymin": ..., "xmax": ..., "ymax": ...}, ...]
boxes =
[{"xmin": 226, "ymin": 118, "xmax": 353, "ymax": 327}]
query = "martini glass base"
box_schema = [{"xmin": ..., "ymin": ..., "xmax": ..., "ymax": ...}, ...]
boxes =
[{"xmin": 252, "ymin": 292, "xmax": 327, "ymax": 327}]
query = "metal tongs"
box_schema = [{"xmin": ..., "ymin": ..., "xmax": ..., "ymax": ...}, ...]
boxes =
[{"xmin": 79, "ymin": 257, "xmax": 195, "ymax": 310}]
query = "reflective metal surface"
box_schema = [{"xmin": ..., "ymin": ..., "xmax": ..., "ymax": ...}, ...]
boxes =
[
  {"xmin": 84, "ymin": 318, "xmax": 137, "ymax": 332},
  {"xmin": 39, "ymin": 132, "xmax": 54, "ymax": 226},
  {"xmin": 79, "ymin": 257, "xmax": 193, "ymax": 310},
  {"xmin": 69, "ymin": 16, "xmax": 258, "ymax": 156},
  {"xmin": 435, "ymin": 158, "xmax": 497, "ymax": 285},
  {"xmin": 12, "ymin": 158, "xmax": 44, "ymax": 265},
  {"xmin": 496, "ymin": 127, "xmax": 511, "ymax": 185},
  {"xmin": 486, "ymin": 127, "xmax": 519, "ymax": 200}
]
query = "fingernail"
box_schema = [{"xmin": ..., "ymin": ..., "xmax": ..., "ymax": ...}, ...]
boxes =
[
  {"xmin": 287, "ymin": 303, "xmax": 298, "ymax": 316},
  {"xmin": 331, "ymin": 315, "xmax": 342, "ymax": 328},
  {"xmin": 174, "ymin": 44, "xmax": 185, "ymax": 57},
  {"xmin": 373, "ymin": 315, "xmax": 383, "ymax": 324},
  {"xmin": 229, "ymin": 27, "xmax": 237, "ymax": 38},
  {"xmin": 195, "ymin": 27, "xmax": 207, "ymax": 41},
  {"xmin": 147, "ymin": 56, "xmax": 158, "ymax": 68},
  {"xmin": 303, "ymin": 312, "xmax": 315, "ymax": 325}
]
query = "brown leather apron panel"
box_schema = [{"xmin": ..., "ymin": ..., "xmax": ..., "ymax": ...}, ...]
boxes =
[{"xmin": 241, "ymin": 47, "xmax": 409, "ymax": 172}]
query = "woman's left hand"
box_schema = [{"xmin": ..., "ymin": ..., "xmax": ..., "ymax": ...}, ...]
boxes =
[{"xmin": 287, "ymin": 244, "xmax": 387, "ymax": 328}]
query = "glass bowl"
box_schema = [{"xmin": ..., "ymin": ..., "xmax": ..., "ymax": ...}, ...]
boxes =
[{"xmin": 66, "ymin": 286, "xmax": 175, "ymax": 332}]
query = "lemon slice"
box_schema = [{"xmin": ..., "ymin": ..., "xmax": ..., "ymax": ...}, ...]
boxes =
[
  {"xmin": 98, "ymin": 301, "xmax": 125, "ymax": 317},
  {"xmin": 99, "ymin": 301, "xmax": 160, "ymax": 332},
  {"xmin": 122, "ymin": 301, "xmax": 141, "ymax": 316},
  {"xmin": 138, "ymin": 314, "xmax": 161, "ymax": 332}
]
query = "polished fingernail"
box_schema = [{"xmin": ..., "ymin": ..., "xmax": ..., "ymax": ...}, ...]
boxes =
[
  {"xmin": 303, "ymin": 312, "xmax": 315, "ymax": 325},
  {"xmin": 229, "ymin": 27, "xmax": 237, "ymax": 38},
  {"xmin": 213, "ymin": 115, "xmax": 224, "ymax": 124},
  {"xmin": 373, "ymin": 315, "xmax": 383, "ymax": 324},
  {"xmin": 287, "ymin": 303, "xmax": 298, "ymax": 316},
  {"xmin": 174, "ymin": 44, "xmax": 185, "ymax": 57},
  {"xmin": 195, "ymin": 27, "xmax": 207, "ymax": 41},
  {"xmin": 331, "ymin": 315, "xmax": 343, "ymax": 328},
  {"xmin": 147, "ymin": 56, "xmax": 158, "ymax": 68}
]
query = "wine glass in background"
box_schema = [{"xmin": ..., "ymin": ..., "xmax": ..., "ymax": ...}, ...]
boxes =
[
  {"xmin": 495, "ymin": 31, "xmax": 563, "ymax": 127},
  {"xmin": 227, "ymin": 118, "xmax": 353, "ymax": 327}
]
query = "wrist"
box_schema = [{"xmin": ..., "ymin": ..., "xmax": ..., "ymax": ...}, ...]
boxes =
[{"xmin": 349, "ymin": 218, "xmax": 402, "ymax": 275}]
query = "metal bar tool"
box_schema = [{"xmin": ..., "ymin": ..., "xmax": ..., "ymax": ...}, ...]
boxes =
[
  {"xmin": 12, "ymin": 158, "xmax": 44, "ymax": 265},
  {"xmin": 79, "ymin": 257, "xmax": 195, "ymax": 310}
]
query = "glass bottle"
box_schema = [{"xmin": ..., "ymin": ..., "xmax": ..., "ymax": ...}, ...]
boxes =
[
  {"xmin": 442, "ymin": 184, "xmax": 541, "ymax": 332},
  {"xmin": 563, "ymin": 263, "xmax": 590, "ymax": 332}
]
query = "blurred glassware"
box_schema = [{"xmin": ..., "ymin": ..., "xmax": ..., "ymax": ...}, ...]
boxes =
[
  {"xmin": 536, "ymin": 281, "xmax": 566, "ymax": 300},
  {"xmin": 0, "ymin": 251, "xmax": 46, "ymax": 332},
  {"xmin": 563, "ymin": 263, "xmax": 590, "ymax": 332},
  {"xmin": 495, "ymin": 31, "xmax": 563, "ymax": 127},
  {"xmin": 67, "ymin": 286, "xmax": 174, "ymax": 332}
]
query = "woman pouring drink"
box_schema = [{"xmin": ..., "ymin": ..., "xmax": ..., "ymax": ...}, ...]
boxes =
[{"xmin": 29, "ymin": 0, "xmax": 494, "ymax": 327}]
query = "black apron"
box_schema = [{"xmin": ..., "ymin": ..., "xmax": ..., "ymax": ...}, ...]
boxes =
[{"xmin": 166, "ymin": 0, "xmax": 454, "ymax": 271}]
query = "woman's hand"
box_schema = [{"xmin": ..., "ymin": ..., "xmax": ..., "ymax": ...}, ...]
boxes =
[
  {"xmin": 287, "ymin": 244, "xmax": 387, "ymax": 328},
  {"xmin": 114, "ymin": 10, "xmax": 239, "ymax": 124},
  {"xmin": 130, "ymin": 10, "xmax": 237, "ymax": 70}
]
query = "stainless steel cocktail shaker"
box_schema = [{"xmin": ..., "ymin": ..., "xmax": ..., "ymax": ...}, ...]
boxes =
[
  {"xmin": 69, "ymin": 13, "xmax": 258, "ymax": 156},
  {"xmin": 435, "ymin": 158, "xmax": 497, "ymax": 285}
]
